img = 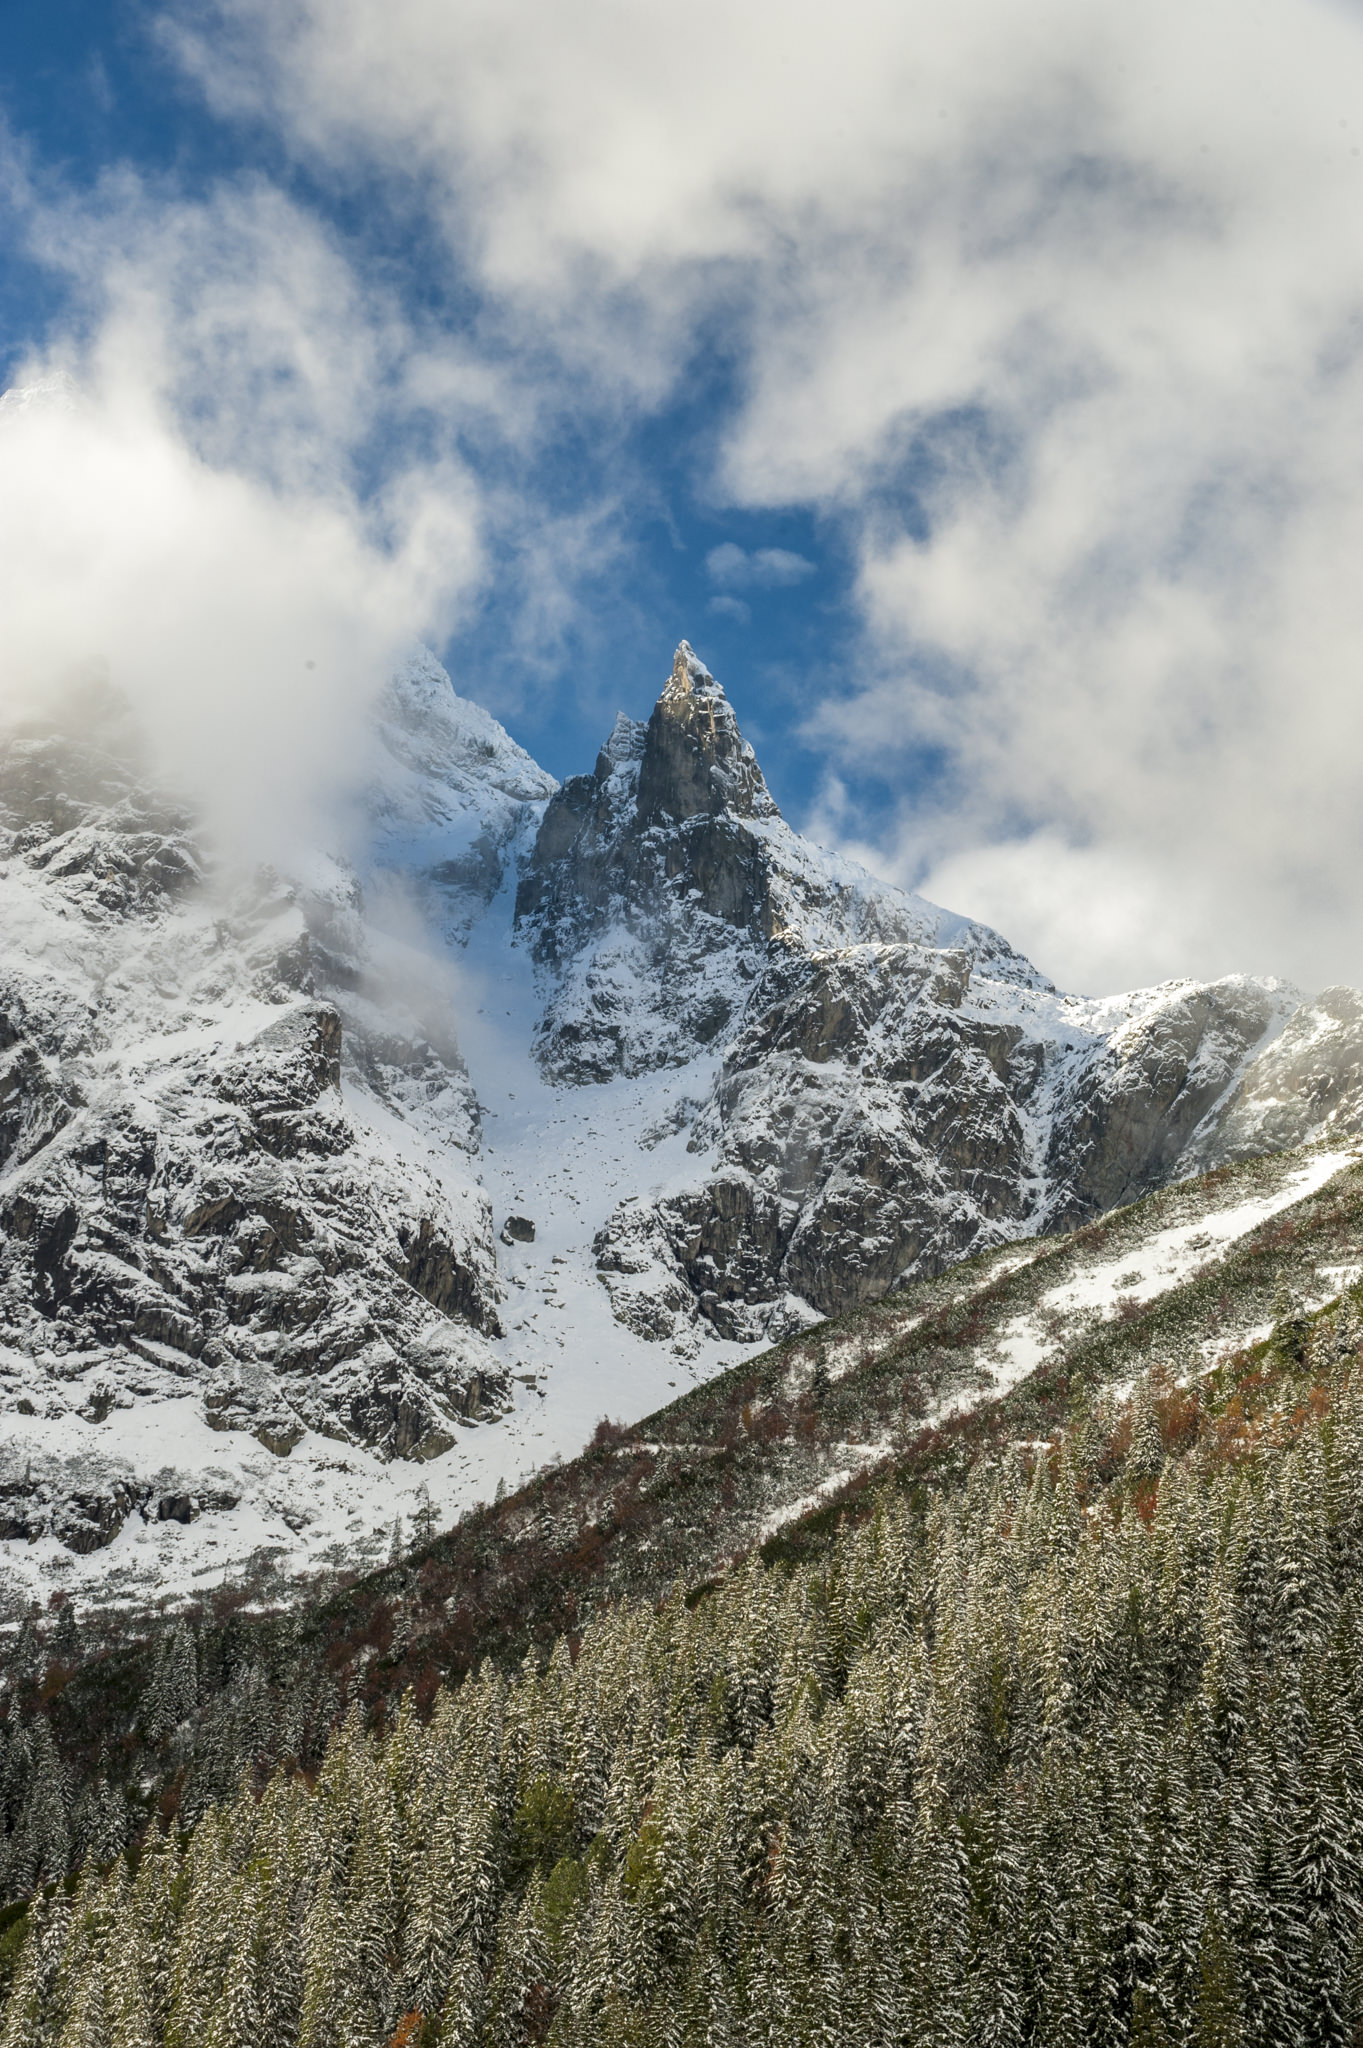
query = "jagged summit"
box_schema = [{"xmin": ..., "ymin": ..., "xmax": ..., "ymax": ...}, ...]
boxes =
[
  {"xmin": 661, "ymin": 639, "xmax": 711, "ymax": 701},
  {"xmin": 7, "ymin": 636, "xmax": 1363, "ymax": 1604},
  {"xmin": 369, "ymin": 648, "xmax": 557, "ymax": 943},
  {"xmin": 509, "ymin": 645, "xmax": 1359, "ymax": 1344},
  {"xmin": 378, "ymin": 650, "xmax": 553, "ymax": 810},
  {"xmin": 514, "ymin": 644, "xmax": 977, "ymax": 1082},
  {"xmin": 637, "ymin": 641, "xmax": 779, "ymax": 826},
  {"xmin": 594, "ymin": 711, "xmax": 647, "ymax": 779}
]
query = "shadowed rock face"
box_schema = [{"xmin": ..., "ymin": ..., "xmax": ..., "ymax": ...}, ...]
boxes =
[
  {"xmin": 602, "ymin": 952, "xmax": 1297, "ymax": 1332},
  {"xmin": 516, "ymin": 643, "xmax": 780, "ymax": 963},
  {"xmin": 526, "ymin": 644, "xmax": 1336, "ymax": 1342},
  {"xmin": 0, "ymin": 694, "xmax": 509, "ymax": 1555}
]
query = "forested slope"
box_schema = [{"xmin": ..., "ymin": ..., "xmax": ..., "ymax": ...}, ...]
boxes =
[
  {"xmin": 5, "ymin": 1281, "xmax": 1363, "ymax": 2042},
  {"xmin": 4, "ymin": 1143, "xmax": 1363, "ymax": 2041}
]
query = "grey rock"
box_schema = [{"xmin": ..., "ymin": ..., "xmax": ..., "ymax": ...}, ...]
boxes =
[
  {"xmin": 534, "ymin": 644, "xmax": 1331, "ymax": 1340},
  {"xmin": 516, "ymin": 642, "xmax": 1027, "ymax": 1087},
  {"xmin": 1184, "ymin": 985, "xmax": 1363, "ymax": 1169},
  {"xmin": 0, "ymin": 695, "xmax": 510, "ymax": 1537},
  {"xmin": 1045, "ymin": 977, "xmax": 1296, "ymax": 1220}
]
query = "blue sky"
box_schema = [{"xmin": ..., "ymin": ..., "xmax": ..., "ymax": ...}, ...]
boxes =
[
  {"xmin": 5, "ymin": 0, "xmax": 1363, "ymax": 996},
  {"xmin": 1, "ymin": 0, "xmax": 872, "ymax": 816}
]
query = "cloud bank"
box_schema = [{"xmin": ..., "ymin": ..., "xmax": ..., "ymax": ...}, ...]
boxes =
[
  {"xmin": 0, "ymin": 170, "xmax": 483, "ymax": 864},
  {"xmin": 14, "ymin": 0, "xmax": 1363, "ymax": 992},
  {"xmin": 153, "ymin": 0, "xmax": 1363, "ymax": 991}
]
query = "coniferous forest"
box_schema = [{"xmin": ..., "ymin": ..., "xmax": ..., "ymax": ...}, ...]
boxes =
[
  {"xmin": 5, "ymin": 1283, "xmax": 1363, "ymax": 2042},
  {"xmin": 11, "ymin": 0, "xmax": 1363, "ymax": 2034}
]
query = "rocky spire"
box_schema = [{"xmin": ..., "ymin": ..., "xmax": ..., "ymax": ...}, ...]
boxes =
[
  {"xmin": 635, "ymin": 642, "xmax": 779, "ymax": 827},
  {"xmin": 594, "ymin": 710, "xmax": 648, "ymax": 780}
]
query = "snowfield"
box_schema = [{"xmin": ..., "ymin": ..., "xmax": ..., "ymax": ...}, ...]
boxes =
[{"xmin": 977, "ymin": 1144, "xmax": 1360, "ymax": 1409}]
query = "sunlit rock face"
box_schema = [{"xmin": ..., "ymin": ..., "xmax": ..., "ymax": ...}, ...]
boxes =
[{"xmin": 634, "ymin": 642, "xmax": 781, "ymax": 829}]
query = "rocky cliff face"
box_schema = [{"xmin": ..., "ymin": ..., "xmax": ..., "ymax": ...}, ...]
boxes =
[
  {"xmin": 0, "ymin": 683, "xmax": 507, "ymax": 1566},
  {"xmin": 4, "ymin": 636, "xmax": 1362, "ymax": 1601},
  {"xmin": 521, "ymin": 647, "xmax": 1320, "ymax": 1343},
  {"xmin": 1181, "ymin": 986, "xmax": 1363, "ymax": 1171},
  {"xmin": 515, "ymin": 644, "xmax": 1039, "ymax": 1087}
]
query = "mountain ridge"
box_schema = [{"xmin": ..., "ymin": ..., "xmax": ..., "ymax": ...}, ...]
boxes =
[
  {"xmin": 2, "ymin": 641, "xmax": 1363, "ymax": 1607},
  {"xmin": 1, "ymin": 1128, "xmax": 1359, "ymax": 1926}
]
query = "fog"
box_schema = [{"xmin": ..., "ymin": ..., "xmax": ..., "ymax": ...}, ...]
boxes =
[{"xmin": 0, "ymin": 183, "xmax": 481, "ymax": 869}]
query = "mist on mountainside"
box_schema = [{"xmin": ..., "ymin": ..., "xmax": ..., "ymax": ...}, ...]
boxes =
[{"xmin": 0, "ymin": 361, "xmax": 479, "ymax": 875}]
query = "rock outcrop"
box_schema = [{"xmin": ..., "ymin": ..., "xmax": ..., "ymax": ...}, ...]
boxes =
[
  {"xmin": 523, "ymin": 647, "xmax": 1326, "ymax": 1342},
  {"xmin": 0, "ymin": 684, "xmax": 509, "ymax": 1559},
  {"xmin": 516, "ymin": 643, "xmax": 1039, "ymax": 1086}
]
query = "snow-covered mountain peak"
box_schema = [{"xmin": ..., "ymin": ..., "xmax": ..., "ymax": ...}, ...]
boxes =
[
  {"xmin": 377, "ymin": 649, "xmax": 555, "ymax": 810},
  {"xmin": 515, "ymin": 646, "xmax": 1044, "ymax": 1087},
  {"xmin": 367, "ymin": 649, "xmax": 556, "ymax": 945},
  {"xmin": 660, "ymin": 638, "xmax": 716, "ymax": 705},
  {"xmin": 595, "ymin": 712, "xmax": 647, "ymax": 777},
  {"xmin": 0, "ymin": 372, "xmax": 82, "ymax": 426},
  {"xmin": 8, "ymin": 639, "xmax": 1363, "ymax": 1609},
  {"xmin": 0, "ymin": 691, "xmax": 516, "ymax": 1599},
  {"xmin": 637, "ymin": 641, "xmax": 780, "ymax": 827}
]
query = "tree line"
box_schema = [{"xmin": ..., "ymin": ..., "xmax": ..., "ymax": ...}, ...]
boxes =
[{"xmin": 5, "ymin": 1301, "xmax": 1363, "ymax": 2044}]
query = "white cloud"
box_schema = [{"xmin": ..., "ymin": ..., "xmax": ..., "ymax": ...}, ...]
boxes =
[
  {"xmin": 706, "ymin": 543, "xmax": 816, "ymax": 590},
  {"xmin": 114, "ymin": 0, "xmax": 1363, "ymax": 986},
  {"xmin": 0, "ymin": 175, "xmax": 486, "ymax": 864},
  {"xmin": 912, "ymin": 838, "xmax": 1223, "ymax": 1001}
]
